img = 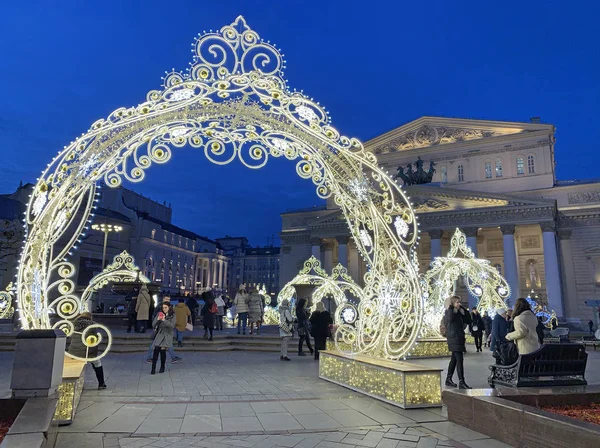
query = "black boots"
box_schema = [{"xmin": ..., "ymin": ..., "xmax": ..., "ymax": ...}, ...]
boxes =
[
  {"xmin": 459, "ymin": 381, "xmax": 472, "ymax": 389},
  {"xmin": 151, "ymin": 347, "xmax": 166, "ymax": 374},
  {"xmin": 445, "ymin": 377, "xmax": 457, "ymax": 387},
  {"xmin": 92, "ymin": 365, "xmax": 107, "ymax": 389}
]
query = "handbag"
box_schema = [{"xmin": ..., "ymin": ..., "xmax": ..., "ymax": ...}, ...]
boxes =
[
  {"xmin": 185, "ymin": 322, "xmax": 193, "ymax": 331},
  {"xmin": 494, "ymin": 341, "xmax": 518, "ymax": 365}
]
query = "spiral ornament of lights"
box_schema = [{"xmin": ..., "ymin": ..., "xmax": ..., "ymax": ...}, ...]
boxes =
[
  {"xmin": 422, "ymin": 228, "xmax": 510, "ymax": 337},
  {"xmin": 0, "ymin": 283, "xmax": 15, "ymax": 319},
  {"xmin": 16, "ymin": 16, "xmax": 421, "ymax": 360},
  {"xmin": 526, "ymin": 290, "xmax": 558, "ymax": 329}
]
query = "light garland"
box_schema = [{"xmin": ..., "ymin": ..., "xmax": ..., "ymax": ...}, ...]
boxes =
[
  {"xmin": 422, "ymin": 228, "xmax": 510, "ymax": 337},
  {"xmin": 0, "ymin": 283, "xmax": 15, "ymax": 319},
  {"xmin": 16, "ymin": 16, "xmax": 422, "ymax": 360},
  {"xmin": 526, "ymin": 290, "xmax": 558, "ymax": 329}
]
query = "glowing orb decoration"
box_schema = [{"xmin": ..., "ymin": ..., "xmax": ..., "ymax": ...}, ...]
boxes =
[
  {"xmin": 16, "ymin": 16, "xmax": 421, "ymax": 360},
  {"xmin": 340, "ymin": 304, "xmax": 358, "ymax": 324},
  {"xmin": 422, "ymin": 228, "xmax": 510, "ymax": 337}
]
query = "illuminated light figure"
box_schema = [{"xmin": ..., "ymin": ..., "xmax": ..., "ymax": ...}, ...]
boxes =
[
  {"xmin": 16, "ymin": 16, "xmax": 421, "ymax": 361},
  {"xmin": 422, "ymin": 228, "xmax": 510, "ymax": 337},
  {"xmin": 0, "ymin": 283, "xmax": 15, "ymax": 320},
  {"xmin": 526, "ymin": 290, "xmax": 558, "ymax": 329}
]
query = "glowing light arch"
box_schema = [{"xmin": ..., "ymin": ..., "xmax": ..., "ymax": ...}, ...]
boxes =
[{"xmin": 17, "ymin": 16, "xmax": 422, "ymax": 360}]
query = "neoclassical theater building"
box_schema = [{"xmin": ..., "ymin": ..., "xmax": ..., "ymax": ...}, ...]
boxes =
[{"xmin": 279, "ymin": 117, "xmax": 600, "ymax": 326}]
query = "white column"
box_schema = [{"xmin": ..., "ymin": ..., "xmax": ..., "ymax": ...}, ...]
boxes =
[
  {"xmin": 464, "ymin": 227, "xmax": 479, "ymax": 309},
  {"xmin": 220, "ymin": 260, "xmax": 225, "ymax": 289},
  {"xmin": 206, "ymin": 259, "xmax": 212, "ymax": 290},
  {"xmin": 223, "ymin": 261, "xmax": 229, "ymax": 293},
  {"xmin": 542, "ymin": 222, "xmax": 564, "ymax": 318},
  {"xmin": 429, "ymin": 230, "xmax": 443, "ymax": 260},
  {"xmin": 349, "ymin": 244, "xmax": 361, "ymax": 283},
  {"xmin": 336, "ymin": 236, "xmax": 348, "ymax": 267},
  {"xmin": 311, "ymin": 238, "xmax": 321, "ymax": 261},
  {"xmin": 558, "ymin": 230, "xmax": 577, "ymax": 320},
  {"xmin": 323, "ymin": 242, "xmax": 334, "ymax": 273},
  {"xmin": 501, "ymin": 225, "xmax": 520, "ymax": 304},
  {"xmin": 212, "ymin": 260, "xmax": 217, "ymax": 288}
]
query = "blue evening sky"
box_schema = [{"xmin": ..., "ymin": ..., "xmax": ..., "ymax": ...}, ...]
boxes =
[{"xmin": 0, "ymin": 1, "xmax": 598, "ymax": 246}]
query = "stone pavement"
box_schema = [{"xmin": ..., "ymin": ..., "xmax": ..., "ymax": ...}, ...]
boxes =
[{"xmin": 1, "ymin": 348, "xmax": 598, "ymax": 447}]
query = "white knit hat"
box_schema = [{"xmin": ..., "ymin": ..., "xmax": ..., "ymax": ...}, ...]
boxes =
[{"xmin": 496, "ymin": 307, "xmax": 507, "ymax": 316}]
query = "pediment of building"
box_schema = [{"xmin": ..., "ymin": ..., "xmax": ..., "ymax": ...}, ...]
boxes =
[{"xmin": 366, "ymin": 116, "xmax": 552, "ymax": 155}]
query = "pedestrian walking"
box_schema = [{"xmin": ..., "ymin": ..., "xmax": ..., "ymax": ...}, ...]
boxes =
[
  {"xmin": 482, "ymin": 311, "xmax": 492, "ymax": 348},
  {"xmin": 444, "ymin": 295, "xmax": 472, "ymax": 389},
  {"xmin": 469, "ymin": 307, "xmax": 484, "ymax": 352},
  {"xmin": 201, "ymin": 291, "xmax": 217, "ymax": 341},
  {"xmin": 215, "ymin": 294, "xmax": 226, "ymax": 330},
  {"xmin": 234, "ymin": 285, "xmax": 249, "ymax": 335},
  {"xmin": 135, "ymin": 284, "xmax": 152, "ymax": 333},
  {"xmin": 174, "ymin": 300, "xmax": 191, "ymax": 347},
  {"xmin": 296, "ymin": 298, "xmax": 314, "ymax": 356},
  {"xmin": 186, "ymin": 295, "xmax": 199, "ymax": 326},
  {"xmin": 151, "ymin": 302, "xmax": 175, "ymax": 375},
  {"xmin": 309, "ymin": 302, "xmax": 333, "ymax": 360},
  {"xmin": 279, "ymin": 299, "xmax": 293, "ymax": 361},
  {"xmin": 506, "ymin": 298, "xmax": 541, "ymax": 356},
  {"xmin": 536, "ymin": 316, "xmax": 546, "ymax": 344},
  {"xmin": 67, "ymin": 313, "xmax": 107, "ymax": 389},
  {"xmin": 247, "ymin": 288, "xmax": 264, "ymax": 335},
  {"xmin": 589, "ymin": 319, "xmax": 595, "ymax": 337},
  {"xmin": 126, "ymin": 286, "xmax": 139, "ymax": 333},
  {"xmin": 145, "ymin": 295, "xmax": 182, "ymax": 364}
]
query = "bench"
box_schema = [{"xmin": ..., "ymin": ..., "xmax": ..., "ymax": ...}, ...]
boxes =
[
  {"xmin": 488, "ymin": 343, "xmax": 587, "ymax": 388},
  {"xmin": 53, "ymin": 356, "xmax": 86, "ymax": 425}
]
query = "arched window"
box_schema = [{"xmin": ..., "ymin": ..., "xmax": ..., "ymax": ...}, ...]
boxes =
[
  {"xmin": 516, "ymin": 157, "xmax": 524, "ymax": 175},
  {"xmin": 528, "ymin": 155, "xmax": 535, "ymax": 174},
  {"xmin": 485, "ymin": 161, "xmax": 492, "ymax": 179},
  {"xmin": 495, "ymin": 160, "xmax": 503, "ymax": 177},
  {"xmin": 457, "ymin": 165, "xmax": 464, "ymax": 182},
  {"xmin": 441, "ymin": 165, "xmax": 447, "ymax": 183}
]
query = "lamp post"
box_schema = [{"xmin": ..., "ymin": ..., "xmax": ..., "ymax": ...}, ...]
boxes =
[{"xmin": 91, "ymin": 223, "xmax": 123, "ymax": 269}]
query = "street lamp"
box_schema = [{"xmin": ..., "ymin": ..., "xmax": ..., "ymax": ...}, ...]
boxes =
[{"xmin": 91, "ymin": 223, "xmax": 123, "ymax": 269}]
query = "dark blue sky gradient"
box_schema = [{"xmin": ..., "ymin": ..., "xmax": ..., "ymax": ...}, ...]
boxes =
[{"xmin": 1, "ymin": 1, "xmax": 598, "ymax": 245}]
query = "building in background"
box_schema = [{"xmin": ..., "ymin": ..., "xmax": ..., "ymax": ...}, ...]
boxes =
[
  {"xmin": 217, "ymin": 236, "xmax": 281, "ymax": 298},
  {"xmin": 280, "ymin": 117, "xmax": 600, "ymax": 327}
]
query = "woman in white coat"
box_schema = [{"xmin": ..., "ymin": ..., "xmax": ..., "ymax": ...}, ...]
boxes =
[
  {"xmin": 506, "ymin": 297, "xmax": 541, "ymax": 356},
  {"xmin": 234, "ymin": 285, "xmax": 249, "ymax": 335},
  {"xmin": 278, "ymin": 299, "xmax": 293, "ymax": 361}
]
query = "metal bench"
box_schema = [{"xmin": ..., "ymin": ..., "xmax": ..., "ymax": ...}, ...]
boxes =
[{"xmin": 488, "ymin": 343, "xmax": 587, "ymax": 388}]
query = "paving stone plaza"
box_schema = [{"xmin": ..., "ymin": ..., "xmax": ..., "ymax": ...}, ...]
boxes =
[{"xmin": 1, "ymin": 347, "xmax": 598, "ymax": 448}]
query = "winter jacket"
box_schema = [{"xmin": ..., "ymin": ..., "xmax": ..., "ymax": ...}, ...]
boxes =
[
  {"xmin": 127, "ymin": 297, "xmax": 137, "ymax": 316},
  {"xmin": 490, "ymin": 314, "xmax": 509, "ymax": 352},
  {"xmin": 506, "ymin": 310, "xmax": 541, "ymax": 355},
  {"xmin": 469, "ymin": 312, "xmax": 484, "ymax": 335},
  {"xmin": 68, "ymin": 317, "xmax": 98, "ymax": 359},
  {"xmin": 174, "ymin": 302, "xmax": 191, "ymax": 331},
  {"xmin": 234, "ymin": 292, "xmax": 249, "ymax": 314},
  {"xmin": 482, "ymin": 315, "xmax": 493, "ymax": 334},
  {"xmin": 201, "ymin": 301, "xmax": 215, "ymax": 328},
  {"xmin": 279, "ymin": 305, "xmax": 293, "ymax": 337},
  {"xmin": 215, "ymin": 296, "xmax": 226, "ymax": 316},
  {"xmin": 135, "ymin": 289, "xmax": 152, "ymax": 321},
  {"xmin": 444, "ymin": 306, "xmax": 472, "ymax": 352},
  {"xmin": 309, "ymin": 310, "xmax": 333, "ymax": 339},
  {"xmin": 247, "ymin": 293, "xmax": 264, "ymax": 322},
  {"xmin": 152, "ymin": 313, "xmax": 175, "ymax": 348}
]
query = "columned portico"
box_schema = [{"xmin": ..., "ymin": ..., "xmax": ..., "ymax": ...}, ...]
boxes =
[
  {"xmin": 541, "ymin": 222, "xmax": 564, "ymax": 318},
  {"xmin": 558, "ymin": 230, "xmax": 577, "ymax": 319},
  {"xmin": 500, "ymin": 225, "xmax": 520, "ymax": 304},
  {"xmin": 336, "ymin": 236, "xmax": 348, "ymax": 267},
  {"xmin": 429, "ymin": 229, "xmax": 443, "ymax": 260}
]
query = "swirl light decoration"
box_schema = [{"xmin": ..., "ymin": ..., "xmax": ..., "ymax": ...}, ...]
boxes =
[
  {"xmin": 526, "ymin": 290, "xmax": 558, "ymax": 329},
  {"xmin": 422, "ymin": 228, "xmax": 510, "ymax": 337},
  {"xmin": 0, "ymin": 283, "xmax": 15, "ymax": 320},
  {"xmin": 277, "ymin": 256, "xmax": 363, "ymax": 326},
  {"xmin": 16, "ymin": 16, "xmax": 422, "ymax": 360}
]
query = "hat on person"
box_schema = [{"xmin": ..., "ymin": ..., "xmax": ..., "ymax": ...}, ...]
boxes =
[{"xmin": 496, "ymin": 307, "xmax": 507, "ymax": 316}]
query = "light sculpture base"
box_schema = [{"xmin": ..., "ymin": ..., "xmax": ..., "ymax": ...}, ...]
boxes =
[
  {"xmin": 319, "ymin": 351, "xmax": 442, "ymax": 409},
  {"xmin": 327, "ymin": 338, "xmax": 450, "ymax": 359},
  {"xmin": 53, "ymin": 357, "xmax": 85, "ymax": 425}
]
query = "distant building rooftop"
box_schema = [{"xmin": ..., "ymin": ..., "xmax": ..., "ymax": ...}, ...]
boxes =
[
  {"xmin": 245, "ymin": 247, "xmax": 281, "ymax": 256},
  {"xmin": 281, "ymin": 205, "xmax": 327, "ymax": 215},
  {"xmin": 135, "ymin": 211, "xmax": 216, "ymax": 245}
]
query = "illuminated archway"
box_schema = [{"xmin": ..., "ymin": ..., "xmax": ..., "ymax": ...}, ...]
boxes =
[
  {"xmin": 423, "ymin": 228, "xmax": 510, "ymax": 336},
  {"xmin": 16, "ymin": 16, "xmax": 422, "ymax": 360}
]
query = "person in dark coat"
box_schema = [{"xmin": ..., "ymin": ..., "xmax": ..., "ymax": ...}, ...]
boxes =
[
  {"xmin": 126, "ymin": 286, "xmax": 139, "ymax": 333},
  {"xmin": 67, "ymin": 313, "xmax": 107, "ymax": 390},
  {"xmin": 469, "ymin": 307, "xmax": 484, "ymax": 353},
  {"xmin": 589, "ymin": 319, "xmax": 595, "ymax": 337},
  {"xmin": 309, "ymin": 302, "xmax": 333, "ymax": 360},
  {"xmin": 490, "ymin": 307, "xmax": 509, "ymax": 363},
  {"xmin": 536, "ymin": 316, "xmax": 546, "ymax": 344},
  {"xmin": 444, "ymin": 296, "xmax": 472, "ymax": 389},
  {"xmin": 482, "ymin": 311, "xmax": 493, "ymax": 348},
  {"xmin": 296, "ymin": 298, "xmax": 314, "ymax": 356},
  {"xmin": 201, "ymin": 290, "xmax": 216, "ymax": 341},
  {"xmin": 186, "ymin": 296, "xmax": 199, "ymax": 326}
]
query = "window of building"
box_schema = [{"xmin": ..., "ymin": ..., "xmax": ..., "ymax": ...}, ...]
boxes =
[
  {"xmin": 441, "ymin": 165, "xmax": 447, "ymax": 183},
  {"xmin": 528, "ymin": 155, "xmax": 535, "ymax": 174},
  {"xmin": 516, "ymin": 157, "xmax": 524, "ymax": 175},
  {"xmin": 485, "ymin": 162, "xmax": 492, "ymax": 179},
  {"xmin": 457, "ymin": 165, "xmax": 464, "ymax": 182},
  {"xmin": 495, "ymin": 160, "xmax": 503, "ymax": 177}
]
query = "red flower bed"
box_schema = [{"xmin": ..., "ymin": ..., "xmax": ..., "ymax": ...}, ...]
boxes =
[
  {"xmin": 0, "ymin": 419, "xmax": 13, "ymax": 443},
  {"xmin": 542, "ymin": 403, "xmax": 600, "ymax": 426}
]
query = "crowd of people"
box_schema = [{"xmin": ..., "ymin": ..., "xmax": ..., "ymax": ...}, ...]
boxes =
[{"xmin": 443, "ymin": 295, "xmax": 546, "ymax": 389}]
